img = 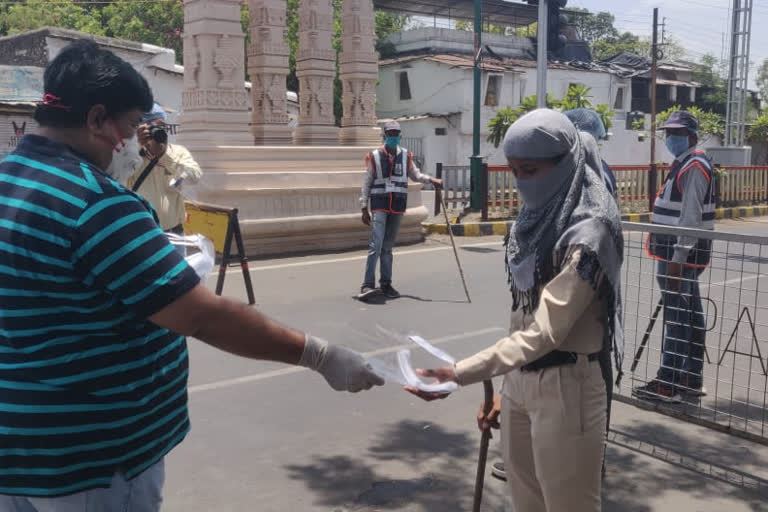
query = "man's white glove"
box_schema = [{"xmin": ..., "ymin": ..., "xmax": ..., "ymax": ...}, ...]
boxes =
[{"xmin": 299, "ymin": 335, "xmax": 384, "ymax": 392}]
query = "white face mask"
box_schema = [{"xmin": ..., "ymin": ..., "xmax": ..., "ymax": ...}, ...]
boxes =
[{"xmin": 105, "ymin": 136, "xmax": 143, "ymax": 184}]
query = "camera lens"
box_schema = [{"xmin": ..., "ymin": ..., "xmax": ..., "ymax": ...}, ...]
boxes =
[{"xmin": 149, "ymin": 125, "xmax": 168, "ymax": 144}]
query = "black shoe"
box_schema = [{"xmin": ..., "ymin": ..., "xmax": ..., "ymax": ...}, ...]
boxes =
[
  {"xmin": 381, "ymin": 283, "xmax": 400, "ymax": 298},
  {"xmin": 632, "ymin": 379, "xmax": 682, "ymax": 403},
  {"xmin": 357, "ymin": 286, "xmax": 379, "ymax": 301},
  {"xmin": 678, "ymin": 374, "xmax": 707, "ymax": 397},
  {"xmin": 491, "ymin": 461, "xmax": 506, "ymax": 481}
]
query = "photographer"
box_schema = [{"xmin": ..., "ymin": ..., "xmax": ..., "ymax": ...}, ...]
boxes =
[{"xmin": 126, "ymin": 104, "xmax": 202, "ymax": 237}]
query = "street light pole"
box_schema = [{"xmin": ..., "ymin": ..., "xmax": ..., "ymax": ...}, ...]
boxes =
[
  {"xmin": 536, "ymin": 0, "xmax": 549, "ymax": 107},
  {"xmin": 470, "ymin": 0, "xmax": 483, "ymax": 209},
  {"xmin": 649, "ymin": 7, "xmax": 659, "ymax": 212}
]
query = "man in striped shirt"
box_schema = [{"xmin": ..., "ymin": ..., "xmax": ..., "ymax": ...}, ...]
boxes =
[{"xmin": 0, "ymin": 40, "xmax": 382, "ymax": 511}]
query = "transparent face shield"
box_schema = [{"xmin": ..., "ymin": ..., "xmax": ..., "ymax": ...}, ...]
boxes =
[
  {"xmin": 367, "ymin": 333, "xmax": 459, "ymax": 394},
  {"xmin": 166, "ymin": 233, "xmax": 215, "ymax": 279}
]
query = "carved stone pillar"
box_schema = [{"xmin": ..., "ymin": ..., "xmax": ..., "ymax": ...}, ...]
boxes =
[
  {"xmin": 179, "ymin": 0, "xmax": 251, "ymax": 146},
  {"xmin": 339, "ymin": 0, "xmax": 380, "ymax": 146},
  {"xmin": 293, "ymin": 0, "xmax": 339, "ymax": 146},
  {"xmin": 248, "ymin": 0, "xmax": 292, "ymax": 145}
]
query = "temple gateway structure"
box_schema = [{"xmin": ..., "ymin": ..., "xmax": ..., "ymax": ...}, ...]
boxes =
[{"xmin": 179, "ymin": 0, "xmax": 429, "ymax": 256}]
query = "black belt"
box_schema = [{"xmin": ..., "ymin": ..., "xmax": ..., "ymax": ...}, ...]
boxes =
[{"xmin": 521, "ymin": 350, "xmax": 600, "ymax": 373}]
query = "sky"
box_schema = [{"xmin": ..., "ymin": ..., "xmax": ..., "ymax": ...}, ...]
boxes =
[
  {"xmin": 416, "ymin": 0, "xmax": 767, "ymax": 89},
  {"xmin": 564, "ymin": 0, "xmax": 767, "ymax": 89}
]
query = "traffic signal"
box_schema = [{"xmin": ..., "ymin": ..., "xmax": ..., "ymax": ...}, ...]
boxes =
[
  {"xmin": 526, "ymin": 0, "xmax": 568, "ymax": 51},
  {"xmin": 548, "ymin": 0, "xmax": 568, "ymax": 51}
]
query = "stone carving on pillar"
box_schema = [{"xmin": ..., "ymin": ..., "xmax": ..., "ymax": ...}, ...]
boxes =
[
  {"xmin": 293, "ymin": 0, "xmax": 338, "ymax": 146},
  {"xmin": 179, "ymin": 0, "xmax": 251, "ymax": 146},
  {"xmin": 339, "ymin": 0, "xmax": 380, "ymax": 146},
  {"xmin": 183, "ymin": 34, "xmax": 199, "ymax": 89},
  {"xmin": 248, "ymin": 0, "xmax": 292, "ymax": 145}
]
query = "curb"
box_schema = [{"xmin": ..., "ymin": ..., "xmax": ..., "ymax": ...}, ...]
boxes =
[{"xmin": 423, "ymin": 205, "xmax": 768, "ymax": 237}]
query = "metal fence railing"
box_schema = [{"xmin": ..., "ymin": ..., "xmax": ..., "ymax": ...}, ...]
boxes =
[
  {"xmin": 486, "ymin": 165, "xmax": 517, "ymax": 219},
  {"xmin": 719, "ymin": 166, "xmax": 768, "ymax": 206},
  {"xmin": 619, "ymin": 222, "xmax": 768, "ymax": 445},
  {"xmin": 434, "ymin": 163, "xmax": 472, "ymax": 216},
  {"xmin": 613, "ymin": 165, "xmax": 667, "ymax": 214},
  {"xmin": 434, "ymin": 164, "xmax": 768, "ymax": 220}
]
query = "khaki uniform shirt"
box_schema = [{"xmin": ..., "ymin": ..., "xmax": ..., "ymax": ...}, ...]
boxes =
[
  {"xmin": 456, "ymin": 247, "xmax": 605, "ymax": 387},
  {"xmin": 126, "ymin": 144, "xmax": 203, "ymax": 231}
]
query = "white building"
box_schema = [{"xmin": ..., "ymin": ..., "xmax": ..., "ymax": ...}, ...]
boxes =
[{"xmin": 376, "ymin": 27, "xmax": 717, "ymax": 170}]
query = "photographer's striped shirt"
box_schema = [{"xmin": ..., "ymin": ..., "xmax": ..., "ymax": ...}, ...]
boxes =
[{"xmin": 0, "ymin": 135, "xmax": 200, "ymax": 497}]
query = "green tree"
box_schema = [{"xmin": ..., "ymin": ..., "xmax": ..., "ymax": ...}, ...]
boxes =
[
  {"xmin": 748, "ymin": 113, "xmax": 768, "ymax": 141},
  {"xmin": 101, "ymin": 0, "xmax": 184, "ymax": 61},
  {"xmin": 756, "ymin": 59, "xmax": 768, "ymax": 107},
  {"xmin": 560, "ymin": 84, "xmax": 593, "ymax": 110},
  {"xmin": 693, "ymin": 53, "xmax": 727, "ymax": 114},
  {"xmin": 595, "ymin": 103, "xmax": 615, "ymax": 131},
  {"xmin": 455, "ymin": 20, "xmax": 509, "ymax": 36},
  {"xmin": 591, "ymin": 32, "xmax": 642, "ymax": 60},
  {"xmin": 487, "ymin": 92, "xmax": 616, "ymax": 148},
  {"xmin": 0, "ymin": 0, "xmax": 104, "ymax": 36},
  {"xmin": 655, "ymin": 105, "xmax": 724, "ymax": 141},
  {"xmin": 568, "ymin": 8, "xmax": 618, "ymax": 47},
  {"xmin": 376, "ymin": 10, "xmax": 412, "ymax": 56},
  {"xmin": 512, "ymin": 22, "xmax": 537, "ymax": 38}
]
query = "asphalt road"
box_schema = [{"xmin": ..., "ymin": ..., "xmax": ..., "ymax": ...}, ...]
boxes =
[{"xmin": 161, "ymin": 216, "xmax": 768, "ymax": 512}]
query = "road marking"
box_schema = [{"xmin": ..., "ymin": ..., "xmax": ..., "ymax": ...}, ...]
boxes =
[
  {"xmin": 188, "ymin": 326, "xmax": 505, "ymax": 394},
  {"xmin": 217, "ymin": 240, "xmax": 502, "ymax": 275},
  {"xmin": 703, "ymin": 274, "xmax": 764, "ymax": 289}
]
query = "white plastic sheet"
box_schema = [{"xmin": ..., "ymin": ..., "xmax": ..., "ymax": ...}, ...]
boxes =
[
  {"xmin": 166, "ymin": 233, "xmax": 215, "ymax": 279},
  {"xmin": 368, "ymin": 334, "xmax": 458, "ymax": 394}
]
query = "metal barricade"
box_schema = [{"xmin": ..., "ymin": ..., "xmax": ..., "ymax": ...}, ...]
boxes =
[{"xmin": 620, "ymin": 221, "xmax": 768, "ymax": 444}]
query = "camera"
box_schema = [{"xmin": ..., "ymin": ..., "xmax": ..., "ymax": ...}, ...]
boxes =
[{"xmin": 148, "ymin": 124, "xmax": 168, "ymax": 144}]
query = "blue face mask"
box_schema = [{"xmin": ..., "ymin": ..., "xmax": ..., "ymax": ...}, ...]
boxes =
[
  {"xmin": 385, "ymin": 135, "xmax": 401, "ymax": 149},
  {"xmin": 665, "ymin": 134, "xmax": 690, "ymax": 157}
]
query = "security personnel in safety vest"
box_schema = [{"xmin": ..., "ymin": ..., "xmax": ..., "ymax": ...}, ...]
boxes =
[
  {"xmin": 634, "ymin": 110, "xmax": 716, "ymax": 403},
  {"xmin": 357, "ymin": 121, "xmax": 442, "ymax": 301}
]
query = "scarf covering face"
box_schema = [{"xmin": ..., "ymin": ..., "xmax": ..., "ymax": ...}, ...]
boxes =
[{"xmin": 503, "ymin": 109, "xmax": 625, "ymax": 383}]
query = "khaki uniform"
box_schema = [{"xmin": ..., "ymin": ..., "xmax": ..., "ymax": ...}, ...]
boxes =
[
  {"xmin": 456, "ymin": 247, "xmax": 607, "ymax": 512},
  {"xmin": 126, "ymin": 144, "xmax": 202, "ymax": 231}
]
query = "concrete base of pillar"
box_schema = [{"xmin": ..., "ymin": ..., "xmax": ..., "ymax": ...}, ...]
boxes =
[
  {"xmin": 178, "ymin": 111, "xmax": 252, "ymax": 146},
  {"xmin": 184, "ymin": 145, "xmax": 427, "ymax": 257},
  {"xmin": 293, "ymin": 125, "xmax": 340, "ymax": 146},
  {"xmin": 339, "ymin": 125, "xmax": 382, "ymax": 147},
  {"xmin": 252, "ymin": 124, "xmax": 294, "ymax": 146},
  {"xmin": 178, "ymin": 128, "xmax": 253, "ymax": 146}
]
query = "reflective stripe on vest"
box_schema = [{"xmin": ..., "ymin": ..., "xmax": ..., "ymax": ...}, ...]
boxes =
[
  {"xmin": 649, "ymin": 151, "xmax": 716, "ymax": 267},
  {"xmin": 652, "ymin": 153, "xmax": 715, "ymax": 228},
  {"xmin": 370, "ymin": 148, "xmax": 409, "ymax": 214}
]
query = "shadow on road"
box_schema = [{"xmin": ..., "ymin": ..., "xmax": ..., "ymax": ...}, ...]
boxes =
[
  {"xmin": 603, "ymin": 421, "xmax": 767, "ymax": 511},
  {"xmin": 283, "ymin": 420, "xmax": 506, "ymax": 511},
  {"xmin": 461, "ymin": 246, "xmax": 502, "ymax": 254},
  {"xmin": 352, "ymin": 295, "xmax": 468, "ymax": 305},
  {"xmin": 285, "ymin": 415, "xmax": 767, "ymax": 511}
]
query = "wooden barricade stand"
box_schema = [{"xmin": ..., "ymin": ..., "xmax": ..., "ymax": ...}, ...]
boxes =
[{"xmin": 184, "ymin": 200, "xmax": 256, "ymax": 305}]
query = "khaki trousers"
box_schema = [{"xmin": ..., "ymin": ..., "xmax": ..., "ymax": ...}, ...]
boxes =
[{"xmin": 501, "ymin": 356, "xmax": 606, "ymax": 512}]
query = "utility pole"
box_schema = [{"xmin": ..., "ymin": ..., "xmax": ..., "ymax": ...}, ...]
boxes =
[
  {"xmin": 470, "ymin": 0, "xmax": 483, "ymax": 209},
  {"xmin": 536, "ymin": 0, "xmax": 549, "ymax": 108},
  {"xmin": 725, "ymin": 0, "xmax": 753, "ymax": 146},
  {"xmin": 648, "ymin": 7, "xmax": 660, "ymax": 213}
]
